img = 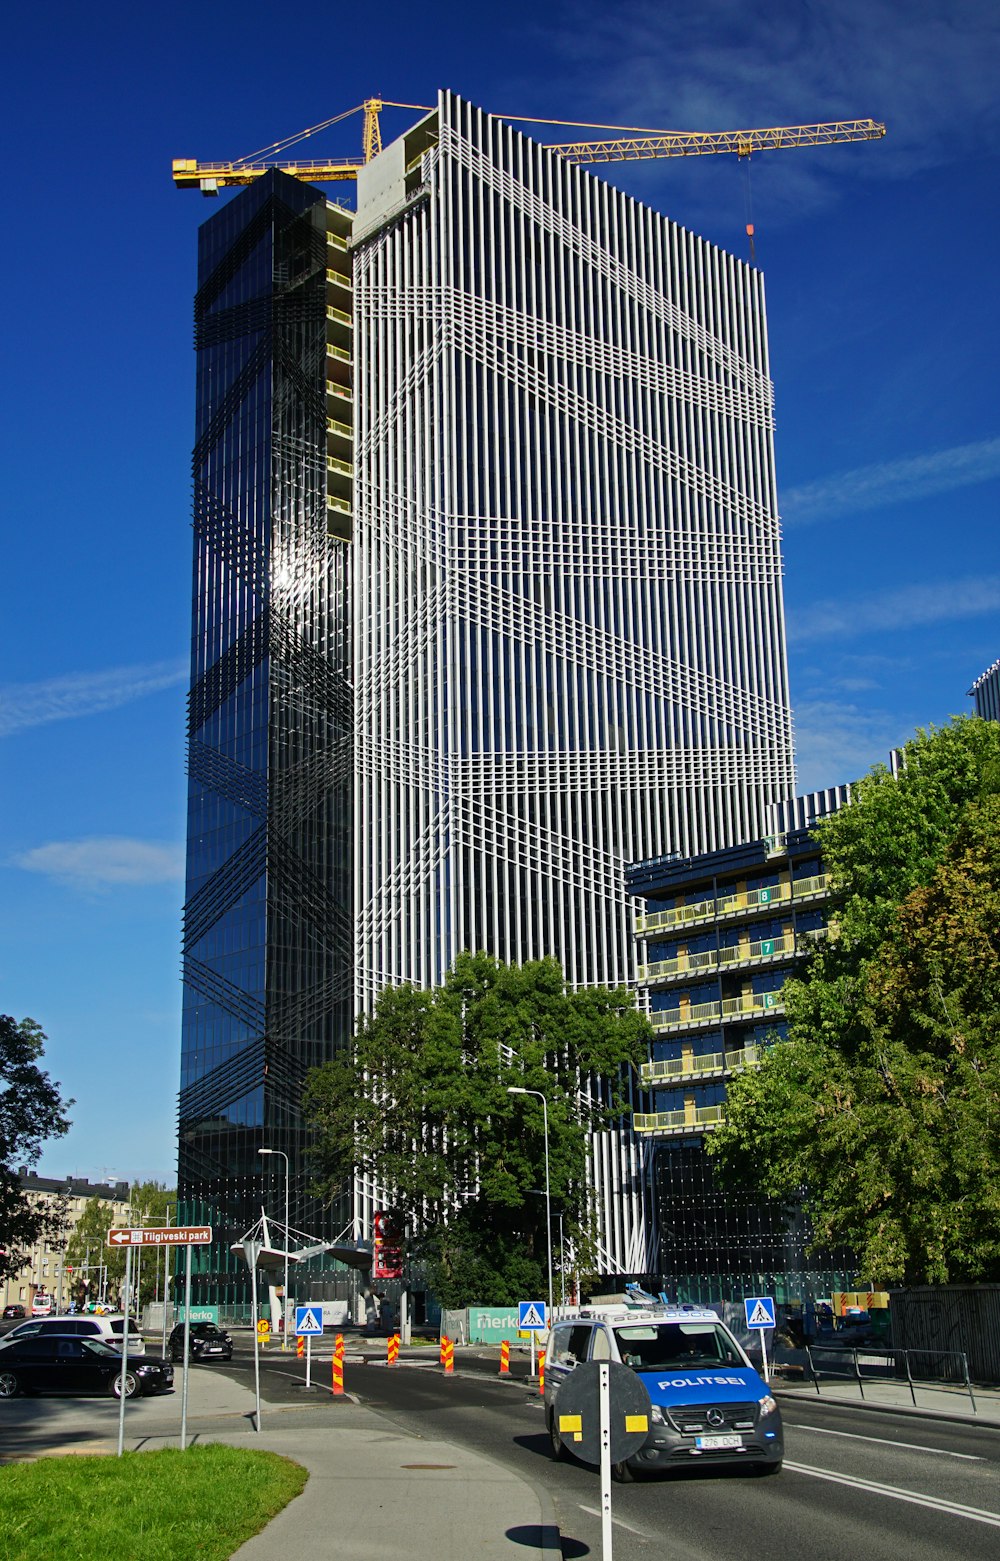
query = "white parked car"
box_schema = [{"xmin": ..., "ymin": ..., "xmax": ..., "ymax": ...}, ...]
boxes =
[{"xmin": 0, "ymin": 1314, "xmax": 146, "ymax": 1355}]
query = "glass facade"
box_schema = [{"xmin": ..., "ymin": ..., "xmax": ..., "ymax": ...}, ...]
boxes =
[
  {"xmin": 179, "ymin": 172, "xmax": 352, "ymax": 1302},
  {"xmin": 652, "ymin": 1143, "xmax": 856, "ymax": 1306}
]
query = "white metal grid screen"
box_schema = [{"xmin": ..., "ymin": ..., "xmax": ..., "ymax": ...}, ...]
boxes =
[{"xmin": 348, "ymin": 92, "xmax": 796, "ymax": 1272}]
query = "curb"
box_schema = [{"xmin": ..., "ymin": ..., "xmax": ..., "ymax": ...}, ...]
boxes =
[{"xmin": 774, "ymin": 1386, "xmax": 1000, "ymax": 1430}]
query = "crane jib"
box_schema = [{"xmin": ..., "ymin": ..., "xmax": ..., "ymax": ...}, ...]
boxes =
[{"xmin": 173, "ymin": 111, "xmax": 885, "ymax": 189}]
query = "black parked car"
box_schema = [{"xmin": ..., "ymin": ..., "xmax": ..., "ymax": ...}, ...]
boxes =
[
  {"xmin": 169, "ymin": 1322, "xmax": 233, "ymax": 1362},
  {"xmin": 0, "ymin": 1335, "xmax": 173, "ymax": 1398},
  {"xmin": 0, "ymin": 1305, "xmax": 27, "ymax": 1338}
]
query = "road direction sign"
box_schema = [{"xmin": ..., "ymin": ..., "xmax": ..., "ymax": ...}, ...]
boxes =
[
  {"xmin": 744, "ymin": 1296, "xmax": 776, "ymax": 1329},
  {"xmin": 295, "ymin": 1305, "xmax": 323, "ymax": 1336},
  {"xmin": 518, "ymin": 1301, "xmax": 548, "ymax": 1331},
  {"xmin": 107, "ymin": 1226, "xmax": 212, "ymax": 1248}
]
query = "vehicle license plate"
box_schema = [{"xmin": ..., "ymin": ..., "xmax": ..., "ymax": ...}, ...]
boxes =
[
  {"xmin": 695, "ymin": 1434, "xmax": 743, "ymax": 1449},
  {"xmin": 206, "ymin": 1346, "xmax": 223, "ymax": 1353}
]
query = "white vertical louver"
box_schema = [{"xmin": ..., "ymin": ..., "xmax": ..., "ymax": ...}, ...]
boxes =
[{"xmin": 349, "ymin": 92, "xmax": 795, "ymax": 1271}]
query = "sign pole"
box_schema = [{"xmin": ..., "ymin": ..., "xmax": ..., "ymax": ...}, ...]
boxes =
[
  {"xmin": 306, "ymin": 1334, "xmax": 312, "ymax": 1389},
  {"xmin": 250, "ymin": 1250, "xmax": 262, "ymax": 1433},
  {"xmin": 760, "ymin": 1327, "xmax": 770, "ymax": 1384},
  {"xmin": 116, "ymin": 1245, "xmax": 133, "ymax": 1458},
  {"xmin": 180, "ymin": 1242, "xmax": 193, "ymax": 1449},
  {"xmin": 599, "ymin": 1362, "xmax": 613, "ymax": 1561},
  {"xmin": 160, "ymin": 1205, "xmax": 171, "ymax": 1360}
]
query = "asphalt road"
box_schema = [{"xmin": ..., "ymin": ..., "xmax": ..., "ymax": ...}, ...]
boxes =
[
  {"xmin": 2, "ymin": 1339, "xmax": 997, "ymax": 1560},
  {"xmin": 218, "ymin": 1344, "xmax": 1000, "ymax": 1560}
]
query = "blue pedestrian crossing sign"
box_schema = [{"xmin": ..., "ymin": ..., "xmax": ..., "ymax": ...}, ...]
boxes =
[
  {"xmin": 518, "ymin": 1301, "xmax": 548, "ymax": 1331},
  {"xmin": 744, "ymin": 1296, "xmax": 776, "ymax": 1330},
  {"xmin": 295, "ymin": 1305, "xmax": 323, "ymax": 1336}
]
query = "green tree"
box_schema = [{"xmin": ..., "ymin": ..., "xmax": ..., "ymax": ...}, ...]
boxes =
[
  {"xmin": 303, "ymin": 952, "xmax": 648, "ymax": 1308},
  {"xmin": 0, "ymin": 1016, "xmax": 73, "ymax": 1283},
  {"xmin": 64, "ymin": 1182, "xmax": 177, "ymax": 1309},
  {"xmin": 64, "ymin": 1198, "xmax": 117, "ymax": 1304},
  {"xmin": 709, "ymin": 718, "xmax": 1000, "ymax": 1285}
]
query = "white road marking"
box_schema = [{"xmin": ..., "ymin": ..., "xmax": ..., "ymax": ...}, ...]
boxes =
[
  {"xmin": 788, "ymin": 1423, "xmax": 982, "ymax": 1460},
  {"xmin": 579, "ymin": 1503, "xmax": 652, "ymax": 1538},
  {"xmin": 785, "ymin": 1460, "xmax": 1000, "ymax": 1527}
]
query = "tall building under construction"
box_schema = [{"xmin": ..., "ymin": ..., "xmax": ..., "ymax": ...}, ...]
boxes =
[{"xmin": 178, "ymin": 91, "xmax": 796, "ymax": 1301}]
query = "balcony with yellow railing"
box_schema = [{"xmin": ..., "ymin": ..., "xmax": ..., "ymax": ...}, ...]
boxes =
[
  {"xmin": 721, "ymin": 990, "xmax": 785, "ymax": 1019},
  {"xmin": 633, "ymin": 1103, "xmax": 725, "ymax": 1136},
  {"xmin": 639, "ymin": 1043, "xmax": 762, "ymax": 1086},
  {"xmin": 650, "ymin": 999, "xmax": 722, "ymax": 1032},
  {"xmin": 638, "ymin": 933, "xmax": 798, "ymax": 985},
  {"xmin": 650, "ymin": 988, "xmax": 784, "ymax": 1033},
  {"xmin": 326, "ymin": 305, "xmax": 353, "ymax": 329},
  {"xmin": 634, "ymin": 875, "xmax": 832, "ymax": 937},
  {"xmin": 327, "ymin": 416, "xmax": 352, "ymax": 441}
]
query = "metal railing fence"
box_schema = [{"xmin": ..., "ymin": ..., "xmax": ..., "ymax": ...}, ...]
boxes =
[{"xmin": 806, "ymin": 1343, "xmax": 977, "ymax": 1413}]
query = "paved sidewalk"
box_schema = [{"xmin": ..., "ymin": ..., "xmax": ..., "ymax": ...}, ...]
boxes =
[
  {"xmin": 774, "ymin": 1371, "xmax": 1000, "ymax": 1427},
  {"xmin": 9, "ymin": 1359, "xmax": 563, "ymax": 1560}
]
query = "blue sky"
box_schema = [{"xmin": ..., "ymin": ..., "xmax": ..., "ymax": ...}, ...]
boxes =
[{"xmin": 3, "ymin": 0, "xmax": 997, "ymax": 1185}]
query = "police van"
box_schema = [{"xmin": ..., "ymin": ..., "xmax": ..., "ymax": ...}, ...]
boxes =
[{"xmin": 544, "ymin": 1301, "xmax": 782, "ymax": 1480}]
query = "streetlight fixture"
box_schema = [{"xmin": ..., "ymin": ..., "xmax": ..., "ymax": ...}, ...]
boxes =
[
  {"xmin": 259, "ymin": 1148, "xmax": 290, "ymax": 1350},
  {"xmin": 507, "ymin": 1087, "xmax": 554, "ymax": 1321}
]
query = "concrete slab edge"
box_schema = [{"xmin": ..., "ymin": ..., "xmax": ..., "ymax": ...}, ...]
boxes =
[{"xmin": 774, "ymin": 1387, "xmax": 1000, "ymax": 1431}]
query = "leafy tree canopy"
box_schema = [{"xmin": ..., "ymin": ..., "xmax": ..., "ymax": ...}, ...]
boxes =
[
  {"xmin": 64, "ymin": 1181, "xmax": 177, "ymax": 1309},
  {"xmin": 0, "ymin": 1016, "xmax": 73, "ymax": 1284},
  {"xmin": 303, "ymin": 952, "xmax": 648, "ymax": 1308},
  {"xmin": 709, "ymin": 718, "xmax": 1000, "ymax": 1286}
]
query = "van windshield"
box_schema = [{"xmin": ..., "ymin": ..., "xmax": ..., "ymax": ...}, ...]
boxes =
[{"xmin": 613, "ymin": 1322, "xmax": 745, "ymax": 1371}]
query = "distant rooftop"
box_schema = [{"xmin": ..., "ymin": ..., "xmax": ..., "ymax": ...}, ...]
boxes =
[{"xmin": 20, "ymin": 1171, "xmax": 131, "ymax": 1201}]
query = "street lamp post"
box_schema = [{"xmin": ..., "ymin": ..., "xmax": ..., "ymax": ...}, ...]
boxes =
[
  {"xmin": 507, "ymin": 1087, "xmax": 554, "ymax": 1322},
  {"xmin": 259, "ymin": 1148, "xmax": 290, "ymax": 1349}
]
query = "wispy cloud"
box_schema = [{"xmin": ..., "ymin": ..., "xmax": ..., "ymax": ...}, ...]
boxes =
[
  {"xmin": 794, "ymin": 698, "xmax": 910, "ymax": 792},
  {"xmin": 529, "ymin": 0, "xmax": 1000, "ymax": 221},
  {"xmin": 782, "ymin": 437, "xmax": 1000, "ymax": 527},
  {"xmin": 789, "ymin": 575, "xmax": 1000, "ymax": 645},
  {"xmin": 0, "ymin": 659, "xmax": 187, "ymax": 738},
  {"xmin": 12, "ymin": 838, "xmax": 185, "ymax": 888}
]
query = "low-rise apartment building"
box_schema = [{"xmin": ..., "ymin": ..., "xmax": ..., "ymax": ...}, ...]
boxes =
[{"xmin": 1, "ymin": 1173, "xmax": 131, "ymax": 1313}]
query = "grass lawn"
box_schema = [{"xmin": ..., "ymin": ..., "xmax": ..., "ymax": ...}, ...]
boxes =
[{"xmin": 0, "ymin": 1444, "xmax": 308, "ymax": 1561}]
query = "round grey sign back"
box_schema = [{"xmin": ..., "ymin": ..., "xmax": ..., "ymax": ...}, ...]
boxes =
[{"xmin": 553, "ymin": 1361, "xmax": 652, "ymax": 1465}]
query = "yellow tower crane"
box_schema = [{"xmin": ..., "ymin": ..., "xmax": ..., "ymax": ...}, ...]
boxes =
[{"xmin": 172, "ymin": 98, "xmax": 885, "ymax": 195}]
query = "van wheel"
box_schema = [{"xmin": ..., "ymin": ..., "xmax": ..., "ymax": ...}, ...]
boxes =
[
  {"xmin": 611, "ymin": 1459, "xmax": 634, "ymax": 1483},
  {"xmin": 548, "ymin": 1411, "xmax": 566, "ymax": 1461}
]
